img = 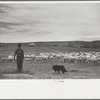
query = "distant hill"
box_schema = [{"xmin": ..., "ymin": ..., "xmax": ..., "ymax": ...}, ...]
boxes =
[{"xmin": 1, "ymin": 40, "xmax": 100, "ymax": 48}]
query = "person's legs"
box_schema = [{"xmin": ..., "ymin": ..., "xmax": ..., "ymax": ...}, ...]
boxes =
[
  {"xmin": 20, "ymin": 60, "xmax": 23, "ymax": 72},
  {"xmin": 17, "ymin": 60, "xmax": 20, "ymax": 72},
  {"xmin": 17, "ymin": 60, "xmax": 23, "ymax": 72}
]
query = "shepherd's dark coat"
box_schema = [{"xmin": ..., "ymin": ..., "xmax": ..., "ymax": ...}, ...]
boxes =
[
  {"xmin": 53, "ymin": 65, "xmax": 67, "ymax": 74},
  {"xmin": 14, "ymin": 48, "xmax": 24, "ymax": 72}
]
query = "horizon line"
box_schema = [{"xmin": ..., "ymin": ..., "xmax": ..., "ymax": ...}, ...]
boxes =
[{"xmin": 0, "ymin": 40, "xmax": 100, "ymax": 43}]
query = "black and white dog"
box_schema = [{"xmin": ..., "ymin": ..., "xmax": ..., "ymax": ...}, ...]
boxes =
[{"xmin": 52, "ymin": 65, "xmax": 67, "ymax": 74}]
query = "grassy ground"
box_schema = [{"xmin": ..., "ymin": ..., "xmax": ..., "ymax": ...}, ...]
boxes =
[
  {"xmin": 0, "ymin": 59, "xmax": 100, "ymax": 79},
  {"xmin": 0, "ymin": 45, "xmax": 100, "ymax": 79}
]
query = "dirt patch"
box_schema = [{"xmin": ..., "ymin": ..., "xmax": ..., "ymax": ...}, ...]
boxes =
[{"xmin": 2, "ymin": 73, "xmax": 33, "ymax": 79}]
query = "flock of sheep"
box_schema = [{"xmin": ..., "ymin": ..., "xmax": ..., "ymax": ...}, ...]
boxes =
[{"xmin": 1, "ymin": 51, "xmax": 100, "ymax": 65}]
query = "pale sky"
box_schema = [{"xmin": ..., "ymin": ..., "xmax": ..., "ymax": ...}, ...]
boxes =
[{"xmin": 0, "ymin": 3, "xmax": 100, "ymax": 43}]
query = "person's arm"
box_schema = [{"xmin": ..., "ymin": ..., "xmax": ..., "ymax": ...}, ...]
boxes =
[
  {"xmin": 14, "ymin": 50, "xmax": 17, "ymax": 60},
  {"xmin": 22, "ymin": 50, "xmax": 24, "ymax": 60}
]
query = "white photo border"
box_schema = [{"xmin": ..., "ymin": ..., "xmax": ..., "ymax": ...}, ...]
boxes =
[{"xmin": 0, "ymin": 1, "xmax": 100, "ymax": 99}]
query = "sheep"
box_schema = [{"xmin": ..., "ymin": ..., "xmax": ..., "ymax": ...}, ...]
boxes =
[
  {"xmin": 59, "ymin": 51, "xmax": 100, "ymax": 65},
  {"xmin": 4, "ymin": 51, "xmax": 100, "ymax": 65}
]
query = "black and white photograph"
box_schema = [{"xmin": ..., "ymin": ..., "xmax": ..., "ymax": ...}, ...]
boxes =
[{"xmin": 0, "ymin": 2, "xmax": 100, "ymax": 79}]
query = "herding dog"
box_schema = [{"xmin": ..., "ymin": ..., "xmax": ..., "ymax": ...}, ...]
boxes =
[{"xmin": 53, "ymin": 65, "xmax": 67, "ymax": 74}]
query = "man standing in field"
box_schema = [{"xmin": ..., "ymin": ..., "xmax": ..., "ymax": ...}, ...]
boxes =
[{"xmin": 14, "ymin": 43, "xmax": 24, "ymax": 72}]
